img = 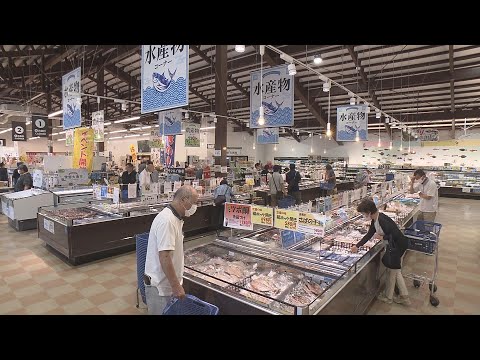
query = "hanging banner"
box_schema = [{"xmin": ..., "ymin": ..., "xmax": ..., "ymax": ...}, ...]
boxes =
[
  {"xmin": 224, "ymin": 203, "xmax": 253, "ymax": 230},
  {"xmin": 141, "ymin": 45, "xmax": 189, "ymax": 114},
  {"xmin": 92, "ymin": 110, "xmax": 104, "ymax": 143},
  {"xmin": 62, "ymin": 67, "xmax": 82, "ymax": 130},
  {"xmin": 256, "ymin": 128, "xmax": 279, "ymax": 144},
  {"xmin": 251, "ymin": 205, "xmax": 274, "ymax": 226},
  {"xmin": 65, "ymin": 129, "xmax": 74, "ymax": 146},
  {"xmin": 250, "ymin": 64, "xmax": 294, "ymax": 128},
  {"xmin": 158, "ymin": 108, "xmax": 183, "ymax": 136},
  {"xmin": 336, "ymin": 105, "xmax": 368, "ymax": 141},
  {"xmin": 418, "ymin": 129, "xmax": 439, "ymax": 142},
  {"xmin": 11, "ymin": 121, "xmax": 27, "ymax": 142},
  {"xmin": 274, "ymin": 208, "xmax": 299, "ymax": 231},
  {"xmin": 72, "ymin": 127, "xmax": 94, "ymax": 172},
  {"xmin": 151, "ymin": 148, "xmax": 161, "ymax": 167},
  {"xmin": 150, "ymin": 130, "xmax": 164, "ymax": 148},
  {"xmin": 297, "ymin": 211, "xmax": 326, "ymax": 237},
  {"xmin": 32, "ymin": 116, "xmax": 49, "ymax": 137},
  {"xmin": 160, "ymin": 135, "xmax": 176, "ymax": 167},
  {"xmin": 185, "ymin": 123, "xmax": 200, "ymax": 147}
]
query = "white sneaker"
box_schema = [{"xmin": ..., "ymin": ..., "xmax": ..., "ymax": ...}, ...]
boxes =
[
  {"xmin": 394, "ymin": 295, "xmax": 412, "ymax": 306},
  {"xmin": 377, "ymin": 293, "xmax": 393, "ymax": 304}
]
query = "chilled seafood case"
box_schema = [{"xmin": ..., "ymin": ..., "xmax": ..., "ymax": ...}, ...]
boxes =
[{"xmin": 183, "ymin": 193, "xmax": 420, "ymax": 315}]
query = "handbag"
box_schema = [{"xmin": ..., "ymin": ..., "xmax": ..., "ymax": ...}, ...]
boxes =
[
  {"xmin": 214, "ymin": 186, "xmax": 228, "ymax": 206},
  {"xmin": 381, "ymin": 234, "xmax": 402, "ymax": 269}
]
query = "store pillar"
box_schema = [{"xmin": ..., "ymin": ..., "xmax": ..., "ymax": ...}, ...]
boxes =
[{"xmin": 214, "ymin": 45, "xmax": 228, "ymax": 178}]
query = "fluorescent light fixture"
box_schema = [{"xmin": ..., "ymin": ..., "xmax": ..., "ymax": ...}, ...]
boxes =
[
  {"xmin": 252, "ymin": 143, "xmax": 256, "ymax": 150},
  {"xmin": 121, "ymin": 103, "xmax": 127, "ymax": 111},
  {"xmin": 59, "ymin": 131, "xmax": 66, "ymax": 135},
  {"xmin": 48, "ymin": 110, "xmax": 63, "ymax": 118},
  {"xmin": 52, "ymin": 132, "xmax": 59, "ymax": 136},
  {"xmin": 109, "ymin": 136, "xmax": 123, "ymax": 140},
  {"xmin": 287, "ymin": 63, "xmax": 297, "ymax": 76},
  {"xmin": 323, "ymin": 81, "xmax": 331, "ymax": 92},
  {"xmin": 104, "ymin": 122, "xmax": 112, "ymax": 126},
  {"xmin": 274, "ymin": 144, "xmax": 277, "ymax": 151},
  {"xmin": 109, "ymin": 129, "xmax": 128, "ymax": 134},
  {"xmin": 26, "ymin": 121, "xmax": 31, "ymax": 125},
  {"xmin": 313, "ymin": 54, "xmax": 323, "ymax": 65},
  {"xmin": 350, "ymin": 97, "xmax": 356, "ymax": 105},
  {"xmin": 309, "ymin": 132, "xmax": 312, "ymax": 137},
  {"xmin": 389, "ymin": 141, "xmax": 393, "ymax": 150},
  {"xmin": 235, "ymin": 45, "xmax": 245, "ymax": 53},
  {"xmin": 57, "ymin": 138, "xmax": 66, "ymax": 141},
  {"xmin": 200, "ymin": 126, "xmax": 216, "ymax": 130},
  {"xmin": 326, "ymin": 122, "xmax": 332, "ymax": 137},
  {"xmin": 142, "ymin": 133, "xmax": 150, "ymax": 136},
  {"xmin": 181, "ymin": 129, "xmax": 186, "ymax": 132},
  {"xmin": 29, "ymin": 136, "xmax": 40, "ymax": 140},
  {"xmin": 376, "ymin": 111, "xmax": 381, "ymax": 119},
  {"xmin": 323, "ymin": 149, "xmax": 327, "ymax": 154},
  {"xmin": 0, "ymin": 129, "xmax": 12, "ymax": 134},
  {"xmin": 310, "ymin": 147, "xmax": 313, "ymax": 153},
  {"xmin": 355, "ymin": 130, "xmax": 360, "ymax": 142},
  {"xmin": 377, "ymin": 138, "xmax": 381, "ymax": 147},
  {"xmin": 258, "ymin": 106, "xmax": 265, "ymax": 126},
  {"xmin": 124, "ymin": 134, "xmax": 141, "ymax": 138},
  {"xmin": 114, "ymin": 116, "xmax": 140, "ymax": 124},
  {"xmin": 184, "ymin": 111, "xmax": 189, "ymax": 119}
]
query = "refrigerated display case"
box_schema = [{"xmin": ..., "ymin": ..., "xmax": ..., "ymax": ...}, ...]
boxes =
[
  {"xmin": 2, "ymin": 188, "xmax": 54, "ymax": 230},
  {"xmin": 50, "ymin": 187, "xmax": 96, "ymax": 205}
]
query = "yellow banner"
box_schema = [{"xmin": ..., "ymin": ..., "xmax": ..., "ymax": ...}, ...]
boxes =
[
  {"xmin": 73, "ymin": 127, "xmax": 94, "ymax": 172},
  {"xmin": 129, "ymin": 144, "xmax": 137, "ymax": 163},
  {"xmin": 297, "ymin": 211, "xmax": 325, "ymax": 237},
  {"xmin": 274, "ymin": 209, "xmax": 299, "ymax": 231},
  {"xmin": 251, "ymin": 205, "xmax": 273, "ymax": 226}
]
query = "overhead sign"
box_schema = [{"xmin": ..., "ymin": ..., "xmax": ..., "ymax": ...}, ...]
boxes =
[
  {"xmin": 336, "ymin": 105, "xmax": 368, "ymax": 141},
  {"xmin": 256, "ymin": 127, "xmax": 279, "ymax": 144},
  {"xmin": 226, "ymin": 147, "xmax": 242, "ymax": 156},
  {"xmin": 141, "ymin": 45, "xmax": 189, "ymax": 114},
  {"xmin": 12, "ymin": 121, "xmax": 27, "ymax": 141},
  {"xmin": 250, "ymin": 64, "xmax": 294, "ymax": 128},
  {"xmin": 185, "ymin": 123, "xmax": 200, "ymax": 147},
  {"xmin": 32, "ymin": 116, "xmax": 49, "ymax": 137},
  {"xmin": 62, "ymin": 67, "xmax": 82, "ymax": 129},
  {"xmin": 92, "ymin": 110, "xmax": 104, "ymax": 142},
  {"xmin": 158, "ymin": 108, "xmax": 182, "ymax": 136},
  {"xmin": 207, "ymin": 144, "xmax": 215, "ymax": 149},
  {"xmin": 224, "ymin": 203, "xmax": 253, "ymax": 230}
]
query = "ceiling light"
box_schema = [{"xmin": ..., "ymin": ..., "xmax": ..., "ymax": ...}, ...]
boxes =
[
  {"xmin": 323, "ymin": 149, "xmax": 327, "ymax": 154},
  {"xmin": 235, "ymin": 45, "xmax": 245, "ymax": 53},
  {"xmin": 124, "ymin": 134, "xmax": 141, "ymax": 138},
  {"xmin": 389, "ymin": 141, "xmax": 393, "ymax": 150},
  {"xmin": 313, "ymin": 54, "xmax": 323, "ymax": 65},
  {"xmin": 213, "ymin": 116, "xmax": 217, "ymax": 123},
  {"xmin": 274, "ymin": 144, "xmax": 277, "ymax": 151},
  {"xmin": 200, "ymin": 126, "xmax": 216, "ymax": 131},
  {"xmin": 291, "ymin": 147, "xmax": 294, "ymax": 152},
  {"xmin": 385, "ymin": 117, "xmax": 390, "ymax": 124},
  {"xmin": 310, "ymin": 147, "xmax": 313, "ymax": 153},
  {"xmin": 57, "ymin": 138, "xmax": 66, "ymax": 141},
  {"xmin": 114, "ymin": 116, "xmax": 140, "ymax": 124},
  {"xmin": 309, "ymin": 132, "xmax": 312, "ymax": 137},
  {"xmin": 29, "ymin": 137, "xmax": 40, "ymax": 141},
  {"xmin": 296, "ymin": 130, "xmax": 300, "ymax": 136},
  {"xmin": 109, "ymin": 129, "xmax": 128, "ymax": 134},
  {"xmin": 355, "ymin": 130, "xmax": 360, "ymax": 142},
  {"xmin": 258, "ymin": 106, "xmax": 265, "ymax": 126},
  {"xmin": 326, "ymin": 122, "xmax": 332, "ymax": 137},
  {"xmin": 323, "ymin": 81, "xmax": 331, "ymax": 92},
  {"xmin": 288, "ymin": 63, "xmax": 296, "ymax": 76},
  {"xmin": 377, "ymin": 138, "xmax": 381, "ymax": 147},
  {"xmin": 184, "ymin": 111, "xmax": 189, "ymax": 120},
  {"xmin": 109, "ymin": 136, "xmax": 123, "ymax": 140},
  {"xmin": 252, "ymin": 143, "xmax": 256, "ymax": 150},
  {"xmin": 376, "ymin": 111, "xmax": 381, "ymax": 119},
  {"xmin": 121, "ymin": 103, "xmax": 127, "ymax": 111},
  {"xmin": 350, "ymin": 96, "xmax": 356, "ymax": 105},
  {"xmin": 282, "ymin": 128, "xmax": 286, "ymax": 134},
  {"xmin": 48, "ymin": 110, "xmax": 63, "ymax": 118},
  {"xmin": 104, "ymin": 122, "xmax": 112, "ymax": 126}
]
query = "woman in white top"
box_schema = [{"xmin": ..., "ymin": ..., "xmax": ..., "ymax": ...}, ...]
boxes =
[{"xmin": 267, "ymin": 165, "xmax": 286, "ymax": 207}]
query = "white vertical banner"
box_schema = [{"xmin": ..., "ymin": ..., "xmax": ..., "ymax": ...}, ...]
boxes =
[
  {"xmin": 92, "ymin": 110, "xmax": 105, "ymax": 143},
  {"xmin": 151, "ymin": 148, "xmax": 161, "ymax": 167},
  {"xmin": 185, "ymin": 123, "xmax": 200, "ymax": 147},
  {"xmin": 250, "ymin": 64, "xmax": 294, "ymax": 128},
  {"xmin": 336, "ymin": 105, "xmax": 368, "ymax": 141},
  {"xmin": 62, "ymin": 67, "xmax": 82, "ymax": 130},
  {"xmin": 141, "ymin": 45, "xmax": 189, "ymax": 114}
]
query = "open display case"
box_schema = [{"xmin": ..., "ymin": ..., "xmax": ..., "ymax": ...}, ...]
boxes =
[{"xmin": 51, "ymin": 187, "xmax": 97, "ymax": 206}]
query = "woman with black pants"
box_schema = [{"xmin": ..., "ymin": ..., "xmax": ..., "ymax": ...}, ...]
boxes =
[{"xmin": 351, "ymin": 199, "xmax": 411, "ymax": 306}]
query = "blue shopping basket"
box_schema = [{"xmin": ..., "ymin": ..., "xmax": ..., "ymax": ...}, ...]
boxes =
[
  {"xmin": 278, "ymin": 195, "xmax": 296, "ymax": 208},
  {"xmin": 404, "ymin": 221, "xmax": 442, "ymax": 254},
  {"xmin": 163, "ymin": 294, "xmax": 219, "ymax": 315},
  {"xmin": 136, "ymin": 232, "xmax": 150, "ymax": 306}
]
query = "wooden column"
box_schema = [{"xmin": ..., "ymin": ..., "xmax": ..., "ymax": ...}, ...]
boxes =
[
  {"xmin": 97, "ymin": 66, "xmax": 105, "ymax": 154},
  {"xmin": 214, "ymin": 45, "xmax": 228, "ymax": 177},
  {"xmin": 449, "ymin": 45, "xmax": 455, "ymax": 139}
]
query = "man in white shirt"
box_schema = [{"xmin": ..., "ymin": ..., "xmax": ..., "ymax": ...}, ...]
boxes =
[
  {"xmin": 409, "ymin": 169, "xmax": 438, "ymax": 222},
  {"xmin": 138, "ymin": 160, "xmax": 159, "ymax": 192},
  {"xmin": 144, "ymin": 185, "xmax": 199, "ymax": 315}
]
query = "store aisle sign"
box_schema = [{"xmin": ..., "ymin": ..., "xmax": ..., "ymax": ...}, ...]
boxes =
[
  {"xmin": 185, "ymin": 123, "xmax": 200, "ymax": 147},
  {"xmin": 250, "ymin": 64, "xmax": 294, "ymax": 128},
  {"xmin": 224, "ymin": 203, "xmax": 253, "ymax": 230},
  {"xmin": 297, "ymin": 211, "xmax": 326, "ymax": 237},
  {"xmin": 92, "ymin": 110, "xmax": 104, "ymax": 143},
  {"xmin": 274, "ymin": 208, "xmax": 299, "ymax": 231},
  {"xmin": 336, "ymin": 105, "xmax": 368, "ymax": 141},
  {"xmin": 207, "ymin": 144, "xmax": 215, "ymax": 149},
  {"xmin": 251, "ymin": 205, "xmax": 273, "ymax": 226},
  {"xmin": 73, "ymin": 127, "xmax": 94, "ymax": 172},
  {"xmin": 214, "ymin": 150, "xmax": 221, "ymax": 157},
  {"xmin": 141, "ymin": 45, "xmax": 189, "ymax": 114},
  {"xmin": 158, "ymin": 109, "xmax": 182, "ymax": 136},
  {"xmin": 65, "ymin": 129, "xmax": 74, "ymax": 147},
  {"xmin": 62, "ymin": 67, "xmax": 82, "ymax": 130},
  {"xmin": 11, "ymin": 121, "xmax": 27, "ymax": 141},
  {"xmin": 256, "ymin": 128, "xmax": 279, "ymax": 144},
  {"xmin": 32, "ymin": 116, "xmax": 49, "ymax": 137}
]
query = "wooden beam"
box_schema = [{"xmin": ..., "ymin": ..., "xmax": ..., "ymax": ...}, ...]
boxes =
[
  {"xmin": 104, "ymin": 64, "xmax": 140, "ymax": 89},
  {"xmin": 0, "ymin": 48, "xmax": 61, "ymax": 58}
]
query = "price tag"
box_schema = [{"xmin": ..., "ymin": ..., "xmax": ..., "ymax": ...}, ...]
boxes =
[{"xmin": 44, "ymin": 218, "xmax": 55, "ymax": 234}]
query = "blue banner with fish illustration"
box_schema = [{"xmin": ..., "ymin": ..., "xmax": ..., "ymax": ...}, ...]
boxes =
[
  {"xmin": 62, "ymin": 67, "xmax": 82, "ymax": 130},
  {"xmin": 141, "ymin": 45, "xmax": 189, "ymax": 114},
  {"xmin": 336, "ymin": 105, "xmax": 368, "ymax": 141},
  {"xmin": 256, "ymin": 127, "xmax": 279, "ymax": 144},
  {"xmin": 250, "ymin": 64, "xmax": 294, "ymax": 128},
  {"xmin": 158, "ymin": 108, "xmax": 182, "ymax": 136}
]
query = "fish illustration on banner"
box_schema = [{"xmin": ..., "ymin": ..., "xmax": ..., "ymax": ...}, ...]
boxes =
[
  {"xmin": 250, "ymin": 64, "xmax": 294, "ymax": 128},
  {"xmin": 141, "ymin": 45, "xmax": 189, "ymax": 114},
  {"xmin": 158, "ymin": 108, "xmax": 183, "ymax": 135},
  {"xmin": 336, "ymin": 105, "xmax": 368, "ymax": 141},
  {"xmin": 62, "ymin": 67, "xmax": 82, "ymax": 130},
  {"xmin": 256, "ymin": 128, "xmax": 279, "ymax": 144}
]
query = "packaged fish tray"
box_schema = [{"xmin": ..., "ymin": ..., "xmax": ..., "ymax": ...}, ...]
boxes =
[{"xmin": 325, "ymin": 253, "xmax": 350, "ymax": 263}]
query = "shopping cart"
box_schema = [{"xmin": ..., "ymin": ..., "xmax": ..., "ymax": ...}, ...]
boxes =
[
  {"xmin": 402, "ymin": 220, "xmax": 442, "ymax": 307},
  {"xmin": 278, "ymin": 195, "xmax": 296, "ymax": 209},
  {"xmin": 163, "ymin": 294, "xmax": 219, "ymax": 315}
]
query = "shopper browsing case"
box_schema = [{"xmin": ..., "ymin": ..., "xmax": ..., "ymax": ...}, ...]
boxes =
[
  {"xmin": 286, "ymin": 163, "xmax": 302, "ymax": 205},
  {"xmin": 14, "ymin": 165, "xmax": 33, "ymax": 192},
  {"xmin": 120, "ymin": 163, "xmax": 137, "ymax": 200},
  {"xmin": 213, "ymin": 179, "xmax": 234, "ymax": 231},
  {"xmin": 144, "ymin": 185, "xmax": 199, "ymax": 315},
  {"xmin": 268, "ymin": 165, "xmax": 286, "ymax": 207},
  {"xmin": 351, "ymin": 199, "xmax": 411, "ymax": 306},
  {"xmin": 409, "ymin": 169, "xmax": 438, "ymax": 222},
  {"xmin": 138, "ymin": 160, "xmax": 159, "ymax": 191}
]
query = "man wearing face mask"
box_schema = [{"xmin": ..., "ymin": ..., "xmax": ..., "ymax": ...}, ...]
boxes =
[
  {"xmin": 144, "ymin": 185, "xmax": 199, "ymax": 315},
  {"xmin": 409, "ymin": 169, "xmax": 438, "ymax": 222}
]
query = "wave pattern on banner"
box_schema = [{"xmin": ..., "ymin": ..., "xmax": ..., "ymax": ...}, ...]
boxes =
[
  {"xmin": 257, "ymin": 134, "xmax": 279, "ymax": 144},
  {"xmin": 159, "ymin": 122, "xmax": 182, "ymax": 136},
  {"xmin": 64, "ymin": 110, "xmax": 81, "ymax": 129},
  {"xmin": 142, "ymin": 78, "xmax": 187, "ymax": 112},
  {"xmin": 337, "ymin": 129, "xmax": 368, "ymax": 141},
  {"xmin": 250, "ymin": 107, "xmax": 293, "ymax": 128}
]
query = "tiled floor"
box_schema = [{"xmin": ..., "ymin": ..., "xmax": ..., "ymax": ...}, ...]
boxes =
[{"xmin": 0, "ymin": 197, "xmax": 479, "ymax": 315}]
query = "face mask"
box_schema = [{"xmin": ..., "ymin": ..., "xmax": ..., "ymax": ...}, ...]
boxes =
[{"xmin": 183, "ymin": 200, "xmax": 197, "ymax": 217}]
